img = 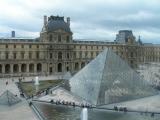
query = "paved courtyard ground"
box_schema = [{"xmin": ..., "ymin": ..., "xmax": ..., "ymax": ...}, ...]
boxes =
[{"xmin": 0, "ymin": 75, "xmax": 63, "ymax": 120}]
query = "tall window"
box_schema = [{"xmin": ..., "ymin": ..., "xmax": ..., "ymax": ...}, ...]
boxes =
[
  {"xmin": 130, "ymin": 52, "xmax": 133, "ymax": 57},
  {"xmin": 14, "ymin": 53, "xmax": 16, "ymax": 59},
  {"xmin": 49, "ymin": 34, "xmax": 52, "ymax": 41},
  {"xmin": 58, "ymin": 52, "xmax": 62, "ymax": 60},
  {"xmin": 29, "ymin": 52, "xmax": 32, "ymax": 59},
  {"xmin": 91, "ymin": 52, "xmax": 93, "ymax": 58},
  {"xmin": 6, "ymin": 52, "xmax": 9, "ymax": 59},
  {"xmin": 0, "ymin": 64, "xmax": 2, "ymax": 73},
  {"xmin": 50, "ymin": 53, "xmax": 52, "ymax": 59},
  {"xmin": 75, "ymin": 62, "xmax": 79, "ymax": 71},
  {"xmin": 74, "ymin": 52, "xmax": 76, "ymax": 59},
  {"xmin": 79, "ymin": 51, "xmax": 82, "ymax": 58},
  {"xmin": 67, "ymin": 53, "xmax": 69, "ymax": 59},
  {"xmin": 58, "ymin": 35, "xmax": 61, "ymax": 42},
  {"xmin": 37, "ymin": 63, "xmax": 42, "ymax": 72},
  {"xmin": 36, "ymin": 52, "xmax": 39, "ymax": 59},
  {"xmin": 85, "ymin": 51, "xmax": 88, "ymax": 58},
  {"xmin": 66, "ymin": 35, "xmax": 70, "ymax": 43},
  {"xmin": 58, "ymin": 63, "xmax": 62, "ymax": 72},
  {"xmin": 21, "ymin": 52, "xmax": 25, "ymax": 59}
]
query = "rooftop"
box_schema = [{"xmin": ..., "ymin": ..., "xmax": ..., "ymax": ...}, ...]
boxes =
[{"xmin": 45, "ymin": 15, "xmax": 71, "ymax": 33}]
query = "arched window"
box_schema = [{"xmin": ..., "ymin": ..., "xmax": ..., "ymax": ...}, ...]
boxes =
[
  {"xmin": 29, "ymin": 64, "xmax": 34, "ymax": 72},
  {"xmin": 37, "ymin": 63, "xmax": 42, "ymax": 72},
  {"xmin": 66, "ymin": 66, "xmax": 69, "ymax": 71},
  {"xmin": 75, "ymin": 62, "xmax": 79, "ymax": 71},
  {"xmin": 58, "ymin": 52, "xmax": 62, "ymax": 60},
  {"xmin": 13, "ymin": 64, "xmax": 19, "ymax": 73},
  {"xmin": 49, "ymin": 67, "xmax": 52, "ymax": 74},
  {"xmin": 5, "ymin": 64, "xmax": 10, "ymax": 73},
  {"xmin": 21, "ymin": 64, "xmax": 27, "ymax": 72},
  {"xmin": 58, "ymin": 63, "xmax": 62, "ymax": 72}
]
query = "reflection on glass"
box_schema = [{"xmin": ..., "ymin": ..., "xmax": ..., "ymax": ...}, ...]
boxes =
[{"xmin": 69, "ymin": 49, "xmax": 158, "ymax": 106}]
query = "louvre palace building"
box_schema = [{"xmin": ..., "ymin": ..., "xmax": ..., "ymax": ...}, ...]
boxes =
[{"xmin": 0, "ymin": 15, "xmax": 159, "ymax": 77}]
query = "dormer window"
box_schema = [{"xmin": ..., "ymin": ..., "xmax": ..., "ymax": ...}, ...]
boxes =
[{"xmin": 58, "ymin": 35, "xmax": 61, "ymax": 42}]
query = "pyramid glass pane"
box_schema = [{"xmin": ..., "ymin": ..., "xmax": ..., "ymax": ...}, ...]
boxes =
[
  {"xmin": 69, "ymin": 48, "xmax": 158, "ymax": 106},
  {"xmin": 69, "ymin": 49, "xmax": 108, "ymax": 105},
  {"xmin": 97, "ymin": 49, "xmax": 157, "ymax": 105},
  {"xmin": 0, "ymin": 90, "xmax": 21, "ymax": 106}
]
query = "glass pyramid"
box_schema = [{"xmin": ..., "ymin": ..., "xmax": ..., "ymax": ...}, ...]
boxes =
[
  {"xmin": 0, "ymin": 90, "xmax": 21, "ymax": 106},
  {"xmin": 69, "ymin": 48, "xmax": 158, "ymax": 106},
  {"xmin": 63, "ymin": 71, "xmax": 72, "ymax": 80}
]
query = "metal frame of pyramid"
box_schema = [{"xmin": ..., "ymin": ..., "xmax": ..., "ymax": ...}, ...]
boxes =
[
  {"xmin": 69, "ymin": 48, "xmax": 158, "ymax": 106},
  {"xmin": 0, "ymin": 90, "xmax": 21, "ymax": 106}
]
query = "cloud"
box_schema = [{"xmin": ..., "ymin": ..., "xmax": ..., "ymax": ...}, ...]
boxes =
[{"xmin": 0, "ymin": 0, "xmax": 160, "ymax": 43}]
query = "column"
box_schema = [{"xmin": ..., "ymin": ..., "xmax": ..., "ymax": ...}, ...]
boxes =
[
  {"xmin": 2, "ymin": 64, "xmax": 5, "ymax": 74},
  {"xmin": 18, "ymin": 64, "xmax": 21, "ymax": 73},
  {"xmin": 34, "ymin": 63, "xmax": 37, "ymax": 73},
  {"xmin": 10, "ymin": 64, "xmax": 13, "ymax": 74},
  {"xmin": 26, "ymin": 64, "xmax": 29, "ymax": 73}
]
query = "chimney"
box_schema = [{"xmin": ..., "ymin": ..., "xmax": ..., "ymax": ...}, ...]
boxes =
[
  {"xmin": 11, "ymin": 31, "xmax": 15, "ymax": 38},
  {"xmin": 67, "ymin": 17, "xmax": 70, "ymax": 26},
  {"xmin": 44, "ymin": 15, "xmax": 47, "ymax": 26}
]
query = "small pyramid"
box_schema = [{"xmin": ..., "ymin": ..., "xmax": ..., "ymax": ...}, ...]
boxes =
[
  {"xmin": 0, "ymin": 90, "xmax": 21, "ymax": 106},
  {"xmin": 69, "ymin": 48, "xmax": 158, "ymax": 106},
  {"xmin": 63, "ymin": 71, "xmax": 72, "ymax": 80}
]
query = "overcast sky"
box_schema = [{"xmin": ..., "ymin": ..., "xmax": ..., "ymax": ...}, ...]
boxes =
[{"xmin": 0, "ymin": 0, "xmax": 160, "ymax": 43}]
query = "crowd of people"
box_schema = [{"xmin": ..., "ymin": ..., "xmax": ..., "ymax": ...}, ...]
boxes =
[
  {"xmin": 49, "ymin": 99, "xmax": 92, "ymax": 108},
  {"xmin": 114, "ymin": 106, "xmax": 155, "ymax": 117},
  {"xmin": 114, "ymin": 106, "xmax": 128, "ymax": 112}
]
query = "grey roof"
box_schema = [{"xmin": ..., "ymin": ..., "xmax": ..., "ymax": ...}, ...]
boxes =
[
  {"xmin": 0, "ymin": 37, "xmax": 39, "ymax": 43},
  {"xmin": 46, "ymin": 16, "xmax": 71, "ymax": 33}
]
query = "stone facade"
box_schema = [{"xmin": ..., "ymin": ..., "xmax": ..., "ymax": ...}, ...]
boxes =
[{"xmin": 0, "ymin": 15, "xmax": 159, "ymax": 77}]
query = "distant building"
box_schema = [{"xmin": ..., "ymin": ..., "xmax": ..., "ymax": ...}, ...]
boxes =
[
  {"xmin": 11, "ymin": 31, "xmax": 15, "ymax": 38},
  {"xmin": 0, "ymin": 15, "xmax": 159, "ymax": 77},
  {"xmin": 115, "ymin": 30, "xmax": 136, "ymax": 44}
]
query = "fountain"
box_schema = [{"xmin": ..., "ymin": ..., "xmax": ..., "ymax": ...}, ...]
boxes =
[
  {"xmin": 34, "ymin": 76, "xmax": 39, "ymax": 86},
  {"xmin": 34, "ymin": 76, "xmax": 39, "ymax": 93},
  {"xmin": 81, "ymin": 108, "xmax": 88, "ymax": 120}
]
